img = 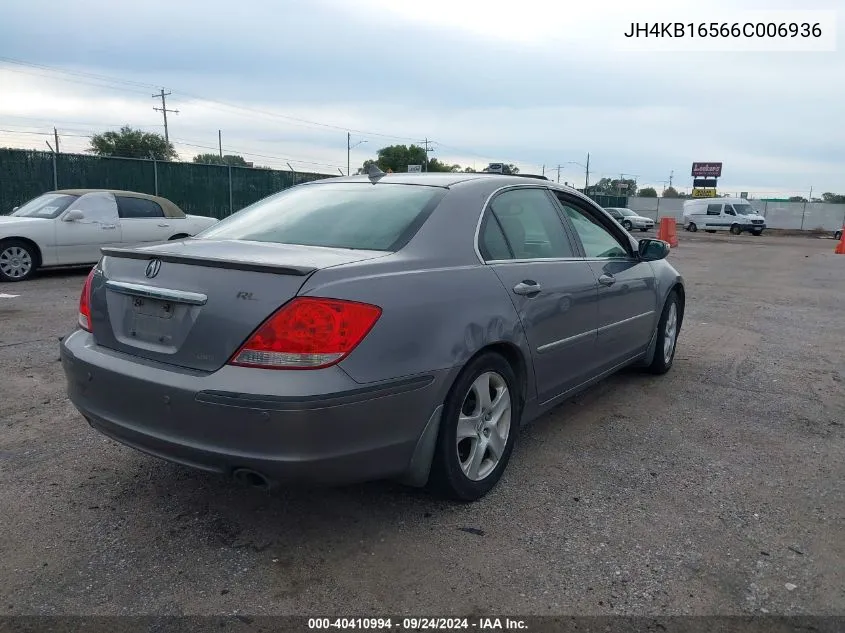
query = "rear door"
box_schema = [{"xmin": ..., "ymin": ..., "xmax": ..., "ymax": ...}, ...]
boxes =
[
  {"xmin": 478, "ymin": 186, "xmax": 600, "ymax": 403},
  {"xmin": 550, "ymin": 191, "xmax": 659, "ymax": 371},
  {"xmin": 116, "ymin": 195, "xmax": 174, "ymax": 245},
  {"xmin": 55, "ymin": 192, "xmax": 122, "ymax": 264}
]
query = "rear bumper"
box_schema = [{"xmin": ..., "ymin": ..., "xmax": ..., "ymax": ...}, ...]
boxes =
[{"xmin": 60, "ymin": 330, "xmax": 449, "ymax": 486}]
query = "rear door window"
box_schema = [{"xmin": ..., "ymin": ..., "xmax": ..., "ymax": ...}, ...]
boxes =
[
  {"xmin": 116, "ymin": 196, "xmax": 165, "ymax": 219},
  {"xmin": 486, "ymin": 188, "xmax": 576, "ymax": 259},
  {"xmin": 198, "ymin": 183, "xmax": 445, "ymax": 251},
  {"xmin": 707, "ymin": 204, "xmax": 722, "ymax": 215}
]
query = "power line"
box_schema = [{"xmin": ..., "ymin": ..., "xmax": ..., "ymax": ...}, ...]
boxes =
[{"xmin": 0, "ymin": 57, "xmax": 421, "ymax": 143}]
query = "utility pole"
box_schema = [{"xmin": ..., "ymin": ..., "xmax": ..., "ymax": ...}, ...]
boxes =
[
  {"xmin": 421, "ymin": 138, "xmax": 435, "ymax": 172},
  {"xmin": 556, "ymin": 165, "xmax": 561, "ymax": 183},
  {"xmin": 54, "ymin": 127, "xmax": 60, "ymax": 154},
  {"xmin": 152, "ymin": 89, "xmax": 178, "ymax": 145},
  {"xmin": 347, "ymin": 133, "xmax": 367, "ymax": 176},
  {"xmin": 669, "ymin": 169, "xmax": 674, "ymax": 188},
  {"xmin": 218, "ymin": 130, "xmax": 223, "ymax": 159},
  {"xmin": 584, "ymin": 153, "xmax": 590, "ymax": 192}
]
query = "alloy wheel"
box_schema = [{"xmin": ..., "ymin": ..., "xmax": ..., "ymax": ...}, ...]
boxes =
[
  {"xmin": 455, "ymin": 371, "xmax": 512, "ymax": 482},
  {"xmin": 0, "ymin": 246, "xmax": 33, "ymax": 280}
]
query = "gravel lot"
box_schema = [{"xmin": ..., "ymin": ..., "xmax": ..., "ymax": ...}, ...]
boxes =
[{"xmin": 0, "ymin": 233, "xmax": 843, "ymax": 617}]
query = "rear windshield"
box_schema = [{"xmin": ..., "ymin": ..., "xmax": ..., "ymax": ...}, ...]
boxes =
[
  {"xmin": 198, "ymin": 183, "xmax": 444, "ymax": 251},
  {"xmin": 11, "ymin": 193, "xmax": 79, "ymax": 219}
]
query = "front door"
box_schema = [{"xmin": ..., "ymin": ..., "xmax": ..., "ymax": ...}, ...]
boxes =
[
  {"xmin": 551, "ymin": 192, "xmax": 659, "ymax": 371},
  {"xmin": 56, "ymin": 192, "xmax": 122, "ymax": 264},
  {"xmin": 477, "ymin": 186, "xmax": 600, "ymax": 404}
]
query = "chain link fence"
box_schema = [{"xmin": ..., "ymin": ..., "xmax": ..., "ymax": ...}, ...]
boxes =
[{"xmin": 0, "ymin": 148, "xmax": 330, "ymax": 218}]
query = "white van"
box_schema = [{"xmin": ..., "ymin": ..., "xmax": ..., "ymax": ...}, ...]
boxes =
[{"xmin": 682, "ymin": 197, "xmax": 767, "ymax": 236}]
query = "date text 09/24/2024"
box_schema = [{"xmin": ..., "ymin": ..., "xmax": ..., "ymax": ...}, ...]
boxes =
[
  {"xmin": 307, "ymin": 618, "xmax": 528, "ymax": 630},
  {"xmin": 624, "ymin": 22, "xmax": 822, "ymax": 38}
]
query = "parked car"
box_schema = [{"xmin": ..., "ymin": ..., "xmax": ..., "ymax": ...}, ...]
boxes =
[
  {"xmin": 61, "ymin": 173, "xmax": 685, "ymax": 501},
  {"xmin": 604, "ymin": 207, "xmax": 655, "ymax": 232},
  {"xmin": 0, "ymin": 189, "xmax": 218, "ymax": 282},
  {"xmin": 682, "ymin": 197, "xmax": 766, "ymax": 235}
]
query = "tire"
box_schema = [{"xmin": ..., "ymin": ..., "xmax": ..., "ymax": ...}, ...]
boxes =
[
  {"xmin": 730, "ymin": 224, "xmax": 742, "ymax": 235},
  {"xmin": 835, "ymin": 230, "xmax": 843, "ymax": 240},
  {"xmin": 647, "ymin": 291, "xmax": 681, "ymax": 375},
  {"xmin": 0, "ymin": 239, "xmax": 37, "ymax": 282},
  {"xmin": 622, "ymin": 220, "xmax": 633, "ymax": 230},
  {"xmin": 688, "ymin": 223, "xmax": 698, "ymax": 233},
  {"xmin": 429, "ymin": 352, "xmax": 520, "ymax": 501}
]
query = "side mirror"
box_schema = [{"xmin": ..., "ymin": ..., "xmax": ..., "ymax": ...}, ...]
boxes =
[
  {"xmin": 638, "ymin": 238, "xmax": 670, "ymax": 261},
  {"xmin": 63, "ymin": 209, "xmax": 85, "ymax": 222}
]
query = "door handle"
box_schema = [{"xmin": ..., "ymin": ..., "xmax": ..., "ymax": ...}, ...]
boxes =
[
  {"xmin": 598, "ymin": 274, "xmax": 616, "ymax": 287},
  {"xmin": 513, "ymin": 281, "xmax": 542, "ymax": 296},
  {"xmin": 100, "ymin": 224, "xmax": 117, "ymax": 230},
  {"xmin": 157, "ymin": 223, "xmax": 170, "ymax": 227}
]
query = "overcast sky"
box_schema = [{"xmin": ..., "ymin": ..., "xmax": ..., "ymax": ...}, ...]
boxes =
[{"xmin": 0, "ymin": 0, "xmax": 842, "ymax": 196}]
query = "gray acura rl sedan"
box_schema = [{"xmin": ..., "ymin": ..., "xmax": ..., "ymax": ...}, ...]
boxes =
[{"xmin": 61, "ymin": 171, "xmax": 685, "ymax": 500}]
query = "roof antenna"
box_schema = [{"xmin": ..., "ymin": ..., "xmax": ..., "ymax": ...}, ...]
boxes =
[{"xmin": 367, "ymin": 163, "xmax": 386, "ymax": 183}]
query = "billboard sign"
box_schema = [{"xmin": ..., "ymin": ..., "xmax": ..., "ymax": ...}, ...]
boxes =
[
  {"xmin": 407, "ymin": 165, "xmax": 422, "ymax": 173},
  {"xmin": 691, "ymin": 162, "xmax": 722, "ymax": 177},
  {"xmin": 692, "ymin": 188, "xmax": 718, "ymax": 198}
]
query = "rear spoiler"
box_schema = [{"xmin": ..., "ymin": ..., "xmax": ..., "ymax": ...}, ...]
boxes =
[{"xmin": 100, "ymin": 247, "xmax": 316, "ymax": 276}]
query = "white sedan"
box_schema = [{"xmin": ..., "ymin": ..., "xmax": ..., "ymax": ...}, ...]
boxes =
[{"xmin": 1, "ymin": 189, "xmax": 218, "ymax": 282}]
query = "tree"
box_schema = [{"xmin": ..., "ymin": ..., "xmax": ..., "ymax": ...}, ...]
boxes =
[
  {"xmin": 662, "ymin": 186, "xmax": 679, "ymax": 198},
  {"xmin": 821, "ymin": 192, "xmax": 845, "ymax": 204},
  {"xmin": 362, "ymin": 144, "xmax": 466, "ymax": 173},
  {"xmin": 593, "ymin": 177, "xmax": 638, "ymax": 196},
  {"xmin": 192, "ymin": 153, "xmax": 249, "ymax": 166},
  {"xmin": 639, "ymin": 187, "xmax": 658, "ymax": 198},
  {"xmin": 88, "ymin": 126, "xmax": 177, "ymax": 160},
  {"xmin": 788, "ymin": 196, "xmax": 807, "ymax": 203}
]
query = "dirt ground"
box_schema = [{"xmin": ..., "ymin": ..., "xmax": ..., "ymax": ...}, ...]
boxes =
[{"xmin": 0, "ymin": 232, "xmax": 843, "ymax": 617}]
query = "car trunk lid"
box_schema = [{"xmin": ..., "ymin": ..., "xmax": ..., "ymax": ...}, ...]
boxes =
[{"xmin": 90, "ymin": 239, "xmax": 387, "ymax": 372}]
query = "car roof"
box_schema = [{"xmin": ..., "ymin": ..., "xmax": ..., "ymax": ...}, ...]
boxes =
[
  {"xmin": 307, "ymin": 172, "xmax": 553, "ymax": 188},
  {"xmin": 52, "ymin": 189, "xmax": 185, "ymax": 218}
]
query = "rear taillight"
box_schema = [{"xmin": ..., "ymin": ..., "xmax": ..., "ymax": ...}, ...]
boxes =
[
  {"xmin": 229, "ymin": 297, "xmax": 382, "ymax": 370},
  {"xmin": 78, "ymin": 267, "xmax": 96, "ymax": 332}
]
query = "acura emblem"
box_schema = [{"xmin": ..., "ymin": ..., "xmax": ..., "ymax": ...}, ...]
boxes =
[{"xmin": 145, "ymin": 259, "xmax": 162, "ymax": 279}]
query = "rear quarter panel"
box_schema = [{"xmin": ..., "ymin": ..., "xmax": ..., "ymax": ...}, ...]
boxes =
[{"xmin": 302, "ymin": 257, "xmax": 530, "ymax": 387}]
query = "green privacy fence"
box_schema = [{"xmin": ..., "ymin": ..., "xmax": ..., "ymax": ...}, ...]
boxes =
[{"xmin": 0, "ymin": 148, "xmax": 330, "ymax": 218}]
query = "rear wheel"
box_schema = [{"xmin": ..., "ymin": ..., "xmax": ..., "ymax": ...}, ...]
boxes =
[
  {"xmin": 622, "ymin": 220, "xmax": 633, "ymax": 230},
  {"xmin": 688, "ymin": 222, "xmax": 698, "ymax": 233},
  {"xmin": 730, "ymin": 224, "xmax": 742, "ymax": 235},
  {"xmin": 0, "ymin": 239, "xmax": 37, "ymax": 282},
  {"xmin": 429, "ymin": 352, "xmax": 520, "ymax": 501},
  {"xmin": 647, "ymin": 292, "xmax": 681, "ymax": 375}
]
